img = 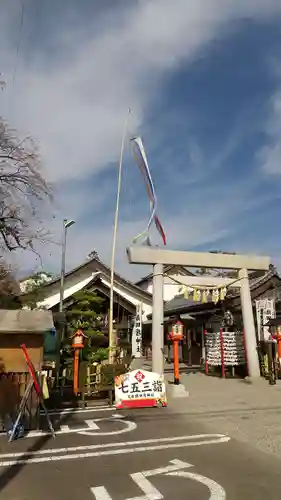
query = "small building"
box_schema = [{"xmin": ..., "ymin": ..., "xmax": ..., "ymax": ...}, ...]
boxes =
[
  {"xmin": 0, "ymin": 309, "xmax": 54, "ymax": 373},
  {"xmin": 21, "ymin": 255, "xmax": 153, "ymax": 356},
  {"xmin": 159, "ymin": 266, "xmax": 281, "ymax": 366}
]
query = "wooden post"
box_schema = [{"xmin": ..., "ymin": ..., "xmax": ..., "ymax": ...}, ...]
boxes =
[
  {"xmin": 173, "ymin": 340, "xmax": 180, "ymax": 385},
  {"xmin": 71, "ymin": 329, "xmax": 86, "ymax": 396},
  {"xmin": 73, "ymin": 348, "xmax": 79, "ymax": 396}
]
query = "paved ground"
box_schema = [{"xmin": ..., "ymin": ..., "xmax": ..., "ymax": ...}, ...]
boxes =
[
  {"xmin": 0, "ymin": 404, "xmax": 281, "ymax": 499},
  {"xmin": 166, "ymin": 371, "xmax": 281, "ymax": 458}
]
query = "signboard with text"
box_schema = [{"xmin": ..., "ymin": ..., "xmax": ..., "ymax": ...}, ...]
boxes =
[
  {"xmin": 132, "ymin": 303, "xmax": 142, "ymax": 358},
  {"xmin": 115, "ymin": 369, "xmax": 167, "ymax": 409},
  {"xmin": 255, "ymin": 299, "xmax": 275, "ymax": 341}
]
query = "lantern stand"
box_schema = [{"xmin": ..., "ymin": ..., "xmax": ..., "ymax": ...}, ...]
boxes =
[
  {"xmin": 265, "ymin": 317, "xmax": 281, "ymax": 383},
  {"xmin": 71, "ymin": 329, "xmax": 87, "ymax": 396},
  {"xmin": 273, "ymin": 326, "xmax": 281, "ymax": 369},
  {"xmin": 168, "ymin": 320, "xmax": 184, "ymax": 385}
]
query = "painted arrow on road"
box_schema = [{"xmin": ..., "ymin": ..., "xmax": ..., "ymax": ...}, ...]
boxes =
[
  {"xmin": 91, "ymin": 458, "xmax": 226, "ymax": 500},
  {"xmin": 168, "ymin": 470, "xmax": 226, "ymax": 500},
  {"xmin": 16, "ymin": 414, "xmax": 136, "ymax": 439}
]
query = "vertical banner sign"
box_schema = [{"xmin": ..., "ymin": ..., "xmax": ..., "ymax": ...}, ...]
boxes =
[
  {"xmin": 255, "ymin": 299, "xmax": 275, "ymax": 341},
  {"xmin": 132, "ymin": 303, "xmax": 142, "ymax": 358},
  {"xmin": 255, "ymin": 300, "xmax": 262, "ymax": 341},
  {"xmin": 263, "ymin": 299, "xmax": 275, "ymax": 341}
]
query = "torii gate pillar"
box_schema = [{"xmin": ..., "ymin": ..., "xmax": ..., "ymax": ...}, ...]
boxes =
[
  {"xmin": 238, "ymin": 268, "xmax": 261, "ymax": 377},
  {"xmin": 127, "ymin": 247, "xmax": 270, "ymax": 379}
]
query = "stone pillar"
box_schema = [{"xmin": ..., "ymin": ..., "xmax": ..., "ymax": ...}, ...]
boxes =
[
  {"xmin": 152, "ymin": 263, "xmax": 164, "ymax": 376},
  {"xmin": 239, "ymin": 268, "xmax": 260, "ymax": 378}
]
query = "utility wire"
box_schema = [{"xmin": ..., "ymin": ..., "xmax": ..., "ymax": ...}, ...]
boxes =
[{"xmin": 12, "ymin": 0, "xmax": 26, "ymax": 90}]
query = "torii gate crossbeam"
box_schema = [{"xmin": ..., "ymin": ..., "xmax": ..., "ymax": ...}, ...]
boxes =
[{"xmin": 127, "ymin": 246, "xmax": 270, "ymax": 379}]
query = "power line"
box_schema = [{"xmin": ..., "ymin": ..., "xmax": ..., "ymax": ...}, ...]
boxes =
[{"xmin": 12, "ymin": 0, "xmax": 26, "ymax": 90}]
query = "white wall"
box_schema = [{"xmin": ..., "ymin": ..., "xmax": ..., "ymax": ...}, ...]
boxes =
[
  {"xmin": 138, "ymin": 276, "xmax": 183, "ymax": 303},
  {"xmin": 100, "ymin": 278, "xmax": 152, "ymax": 319},
  {"xmin": 34, "ymin": 272, "xmax": 152, "ymax": 320}
]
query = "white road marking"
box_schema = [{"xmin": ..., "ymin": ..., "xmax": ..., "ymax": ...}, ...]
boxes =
[
  {"xmin": 44, "ymin": 406, "xmax": 115, "ymax": 416},
  {"xmin": 127, "ymin": 473, "xmax": 163, "ymax": 500},
  {"xmin": 60, "ymin": 425, "xmax": 70, "ymax": 432},
  {"xmin": 90, "ymin": 458, "xmax": 226, "ymax": 500},
  {"xmin": 77, "ymin": 418, "xmax": 136, "ymax": 436},
  {"xmin": 91, "ymin": 486, "xmax": 112, "ymax": 500},
  {"xmin": 85, "ymin": 420, "xmax": 100, "ymax": 430},
  {"xmin": 168, "ymin": 470, "xmax": 226, "ymax": 500},
  {"xmin": 142, "ymin": 459, "xmax": 192, "ymax": 477},
  {"xmin": 0, "ymin": 434, "xmax": 229, "ymax": 458},
  {"xmin": 20, "ymin": 417, "xmax": 135, "ymax": 439},
  {"xmin": 126, "ymin": 460, "xmax": 192, "ymax": 500},
  {"xmin": 0, "ymin": 434, "xmax": 230, "ymax": 466}
]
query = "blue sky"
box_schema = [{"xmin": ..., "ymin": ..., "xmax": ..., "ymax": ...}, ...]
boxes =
[{"xmin": 1, "ymin": 1, "xmax": 281, "ymax": 280}]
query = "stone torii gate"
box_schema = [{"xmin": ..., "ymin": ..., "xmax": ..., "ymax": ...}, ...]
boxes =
[{"xmin": 127, "ymin": 246, "xmax": 270, "ymax": 379}]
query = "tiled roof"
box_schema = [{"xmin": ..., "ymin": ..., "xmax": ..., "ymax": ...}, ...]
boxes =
[
  {"xmin": 23, "ymin": 256, "xmax": 152, "ymax": 303},
  {"xmin": 135, "ymin": 265, "xmax": 194, "ymax": 285}
]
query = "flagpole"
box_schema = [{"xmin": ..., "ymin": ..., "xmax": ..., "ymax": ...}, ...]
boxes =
[{"xmin": 108, "ymin": 109, "xmax": 131, "ymax": 364}]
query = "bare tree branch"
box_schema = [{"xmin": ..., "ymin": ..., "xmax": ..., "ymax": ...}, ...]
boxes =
[{"xmin": 0, "ymin": 118, "xmax": 52, "ymax": 253}]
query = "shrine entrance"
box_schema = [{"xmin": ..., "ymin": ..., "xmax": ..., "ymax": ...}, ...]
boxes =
[
  {"xmin": 183, "ymin": 327, "xmax": 203, "ymax": 366},
  {"xmin": 127, "ymin": 246, "xmax": 270, "ymax": 378}
]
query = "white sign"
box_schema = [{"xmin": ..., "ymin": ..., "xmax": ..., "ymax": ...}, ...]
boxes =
[
  {"xmin": 255, "ymin": 299, "xmax": 275, "ymax": 341},
  {"xmin": 115, "ymin": 369, "xmax": 167, "ymax": 409},
  {"xmin": 90, "ymin": 458, "xmax": 226, "ymax": 500},
  {"xmin": 132, "ymin": 303, "xmax": 142, "ymax": 358},
  {"xmin": 205, "ymin": 331, "xmax": 245, "ymax": 366}
]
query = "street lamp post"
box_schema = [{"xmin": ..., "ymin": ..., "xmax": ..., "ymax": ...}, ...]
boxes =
[
  {"xmin": 56, "ymin": 219, "xmax": 75, "ymax": 386},
  {"xmin": 59, "ymin": 219, "xmax": 75, "ymax": 339}
]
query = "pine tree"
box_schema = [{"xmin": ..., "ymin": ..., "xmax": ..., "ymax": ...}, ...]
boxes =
[{"xmin": 65, "ymin": 290, "xmax": 108, "ymax": 362}]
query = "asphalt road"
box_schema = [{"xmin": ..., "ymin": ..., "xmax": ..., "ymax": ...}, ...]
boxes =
[{"xmin": 0, "ymin": 405, "xmax": 281, "ymax": 499}]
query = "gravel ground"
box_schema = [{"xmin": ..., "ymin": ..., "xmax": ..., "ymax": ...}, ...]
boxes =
[{"xmin": 166, "ymin": 372, "xmax": 281, "ymax": 458}]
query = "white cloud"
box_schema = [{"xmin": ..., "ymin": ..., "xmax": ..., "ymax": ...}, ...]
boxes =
[
  {"xmin": 259, "ymin": 89, "xmax": 281, "ymax": 174},
  {"xmin": 1, "ymin": 0, "xmax": 281, "ymax": 278},
  {"xmin": 1, "ymin": 0, "xmax": 281, "ymax": 182},
  {"xmin": 9, "ymin": 175, "xmax": 260, "ymax": 281}
]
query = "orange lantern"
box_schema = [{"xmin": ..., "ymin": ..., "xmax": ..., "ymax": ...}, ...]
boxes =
[
  {"xmin": 168, "ymin": 320, "xmax": 184, "ymax": 385},
  {"xmin": 71, "ymin": 329, "xmax": 87, "ymax": 396},
  {"xmin": 71, "ymin": 329, "xmax": 86, "ymax": 349},
  {"xmin": 169, "ymin": 320, "xmax": 184, "ymax": 341}
]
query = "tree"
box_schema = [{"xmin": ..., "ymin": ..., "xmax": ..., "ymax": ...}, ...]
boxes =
[
  {"xmin": 21, "ymin": 271, "xmax": 54, "ymax": 309},
  {"xmin": 65, "ymin": 290, "xmax": 108, "ymax": 362},
  {"xmin": 0, "ymin": 262, "xmax": 21, "ymax": 309},
  {"xmin": 0, "ymin": 118, "xmax": 52, "ymax": 253}
]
